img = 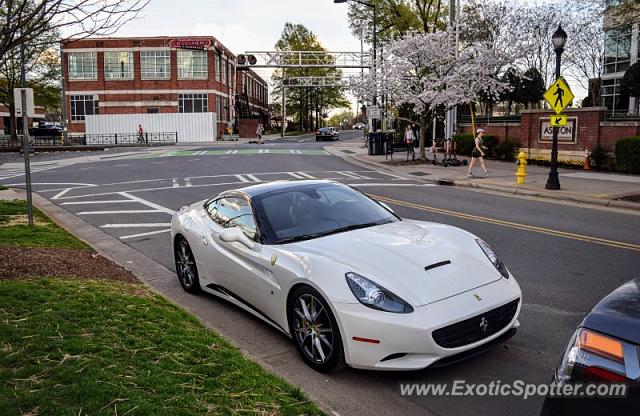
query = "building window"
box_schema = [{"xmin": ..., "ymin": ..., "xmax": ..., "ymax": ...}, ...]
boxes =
[
  {"xmin": 70, "ymin": 95, "xmax": 99, "ymax": 121},
  {"xmin": 604, "ymin": 26, "xmax": 631, "ymax": 74},
  {"xmin": 104, "ymin": 51, "xmax": 134, "ymax": 80},
  {"xmin": 68, "ymin": 52, "xmax": 97, "ymax": 80},
  {"xmin": 177, "ymin": 49, "xmax": 208, "ymax": 79},
  {"xmin": 221, "ymin": 58, "xmax": 227, "ymax": 85},
  {"xmin": 141, "ymin": 50, "xmax": 170, "ymax": 79},
  {"xmin": 602, "ymin": 78, "xmax": 630, "ymax": 114},
  {"xmin": 215, "ymin": 54, "xmax": 221, "ymax": 82},
  {"xmin": 178, "ymin": 93, "xmax": 208, "ymax": 113}
]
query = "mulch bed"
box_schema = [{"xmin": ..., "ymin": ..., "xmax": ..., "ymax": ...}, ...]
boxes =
[
  {"xmin": 382, "ymin": 159, "xmax": 435, "ymax": 166},
  {"xmin": 616, "ymin": 194, "xmax": 640, "ymax": 203},
  {"xmin": 0, "ymin": 246, "xmax": 138, "ymax": 282}
]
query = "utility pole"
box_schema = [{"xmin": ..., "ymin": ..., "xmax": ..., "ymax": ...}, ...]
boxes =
[
  {"xmin": 445, "ymin": 0, "xmax": 460, "ymax": 141},
  {"xmin": 281, "ymin": 68, "xmax": 286, "ymax": 138},
  {"xmin": 60, "ymin": 43, "xmax": 68, "ymax": 145},
  {"xmin": 20, "ymin": 43, "xmax": 34, "ymax": 226}
]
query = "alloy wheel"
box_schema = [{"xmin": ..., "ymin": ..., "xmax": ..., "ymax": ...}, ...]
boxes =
[{"xmin": 292, "ymin": 294, "xmax": 335, "ymax": 364}]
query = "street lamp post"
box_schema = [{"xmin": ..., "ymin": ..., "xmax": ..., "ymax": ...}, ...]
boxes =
[
  {"xmin": 545, "ymin": 25, "xmax": 568, "ymax": 191},
  {"xmin": 334, "ymin": 0, "xmax": 377, "ymax": 132}
]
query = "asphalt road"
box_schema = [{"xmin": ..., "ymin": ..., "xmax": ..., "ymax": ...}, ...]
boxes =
[{"xmin": 4, "ymin": 130, "xmax": 640, "ymax": 416}]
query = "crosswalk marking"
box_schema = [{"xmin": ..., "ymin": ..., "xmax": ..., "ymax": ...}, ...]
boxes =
[
  {"xmin": 288, "ymin": 172, "xmax": 304, "ymax": 179},
  {"xmin": 297, "ymin": 172, "xmax": 315, "ymax": 179},
  {"xmin": 77, "ymin": 210, "xmax": 159, "ymax": 215},
  {"xmin": 101, "ymin": 223, "xmax": 171, "ymax": 228},
  {"xmin": 120, "ymin": 229, "xmax": 171, "ymax": 240},
  {"xmin": 61, "ymin": 200, "xmax": 137, "ymax": 205},
  {"xmin": 245, "ymin": 174, "xmax": 261, "ymax": 182},
  {"xmin": 172, "ymin": 178, "xmax": 180, "ymax": 188},
  {"xmin": 184, "ymin": 178, "xmax": 193, "ymax": 187},
  {"xmin": 235, "ymin": 174, "xmax": 249, "ymax": 183}
]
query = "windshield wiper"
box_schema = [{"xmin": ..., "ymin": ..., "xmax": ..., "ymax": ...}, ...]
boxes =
[{"xmin": 277, "ymin": 221, "xmax": 387, "ymax": 244}]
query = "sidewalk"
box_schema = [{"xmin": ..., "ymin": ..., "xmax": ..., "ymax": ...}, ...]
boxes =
[{"xmin": 325, "ymin": 142, "xmax": 640, "ymax": 211}]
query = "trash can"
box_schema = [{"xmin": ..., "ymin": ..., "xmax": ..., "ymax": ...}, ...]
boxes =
[{"xmin": 368, "ymin": 132, "xmax": 385, "ymax": 155}]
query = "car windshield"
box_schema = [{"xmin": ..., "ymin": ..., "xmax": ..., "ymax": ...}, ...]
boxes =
[
  {"xmin": 252, "ymin": 183, "xmax": 398, "ymax": 245},
  {"xmin": 319, "ymin": 128, "xmax": 332, "ymax": 133}
]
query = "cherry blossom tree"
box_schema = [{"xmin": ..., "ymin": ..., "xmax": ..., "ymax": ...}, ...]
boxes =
[{"xmin": 352, "ymin": 28, "xmax": 510, "ymax": 159}]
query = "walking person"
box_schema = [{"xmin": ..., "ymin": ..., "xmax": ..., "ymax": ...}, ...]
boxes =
[
  {"xmin": 137, "ymin": 124, "xmax": 144, "ymax": 143},
  {"xmin": 404, "ymin": 124, "xmax": 416, "ymax": 161},
  {"xmin": 256, "ymin": 123, "xmax": 264, "ymax": 144},
  {"xmin": 468, "ymin": 128, "xmax": 489, "ymax": 177}
]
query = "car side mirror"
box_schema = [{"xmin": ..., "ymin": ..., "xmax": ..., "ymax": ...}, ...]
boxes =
[
  {"xmin": 379, "ymin": 201, "xmax": 395, "ymax": 214},
  {"xmin": 219, "ymin": 226, "xmax": 255, "ymax": 249}
]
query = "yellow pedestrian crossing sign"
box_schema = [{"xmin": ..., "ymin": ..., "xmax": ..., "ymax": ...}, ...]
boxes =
[
  {"xmin": 550, "ymin": 115, "xmax": 567, "ymax": 127},
  {"xmin": 544, "ymin": 77, "xmax": 574, "ymax": 114}
]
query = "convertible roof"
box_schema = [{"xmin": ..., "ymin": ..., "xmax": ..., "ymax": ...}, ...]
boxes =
[{"xmin": 237, "ymin": 179, "xmax": 340, "ymax": 197}]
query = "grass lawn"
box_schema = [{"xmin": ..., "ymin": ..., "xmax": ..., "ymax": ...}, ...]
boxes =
[
  {"xmin": 0, "ymin": 200, "xmax": 90, "ymax": 250},
  {"xmin": 0, "ymin": 279, "xmax": 323, "ymax": 415},
  {"xmin": 0, "ymin": 184, "xmax": 7, "ymax": 190}
]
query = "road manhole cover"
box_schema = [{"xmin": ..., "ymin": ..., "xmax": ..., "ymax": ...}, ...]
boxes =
[
  {"xmin": 409, "ymin": 171, "xmax": 430, "ymax": 176},
  {"xmin": 341, "ymin": 150, "xmax": 355, "ymax": 154}
]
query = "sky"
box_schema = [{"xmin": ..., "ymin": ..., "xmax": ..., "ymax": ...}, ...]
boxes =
[
  {"xmin": 107, "ymin": 0, "xmax": 587, "ymax": 110},
  {"xmin": 113, "ymin": 0, "xmax": 364, "ymax": 113}
]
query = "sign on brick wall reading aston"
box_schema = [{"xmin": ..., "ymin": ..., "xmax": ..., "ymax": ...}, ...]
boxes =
[{"xmin": 540, "ymin": 118, "xmax": 577, "ymax": 143}]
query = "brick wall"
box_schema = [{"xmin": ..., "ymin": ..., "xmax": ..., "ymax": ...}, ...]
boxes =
[
  {"xmin": 460, "ymin": 107, "xmax": 640, "ymax": 162},
  {"xmin": 238, "ymin": 118, "xmax": 260, "ymax": 139}
]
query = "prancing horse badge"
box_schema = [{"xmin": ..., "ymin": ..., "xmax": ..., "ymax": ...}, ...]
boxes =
[{"xmin": 270, "ymin": 255, "xmax": 278, "ymax": 266}]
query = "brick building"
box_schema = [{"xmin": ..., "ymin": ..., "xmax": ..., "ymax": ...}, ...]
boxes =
[{"xmin": 61, "ymin": 36, "xmax": 268, "ymax": 139}]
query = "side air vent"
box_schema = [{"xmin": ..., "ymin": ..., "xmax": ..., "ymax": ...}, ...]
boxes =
[{"xmin": 424, "ymin": 260, "xmax": 451, "ymax": 272}]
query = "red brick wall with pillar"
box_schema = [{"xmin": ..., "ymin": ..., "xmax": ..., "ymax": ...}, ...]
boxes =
[{"xmin": 460, "ymin": 107, "xmax": 640, "ymax": 162}]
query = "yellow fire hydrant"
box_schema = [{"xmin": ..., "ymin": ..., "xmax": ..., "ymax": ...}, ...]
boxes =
[{"xmin": 516, "ymin": 151, "xmax": 527, "ymax": 185}]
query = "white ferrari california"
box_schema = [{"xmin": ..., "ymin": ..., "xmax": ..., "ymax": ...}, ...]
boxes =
[{"xmin": 171, "ymin": 180, "xmax": 521, "ymax": 372}]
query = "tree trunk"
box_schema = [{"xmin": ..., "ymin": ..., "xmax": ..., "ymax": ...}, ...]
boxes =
[
  {"xmin": 418, "ymin": 113, "xmax": 429, "ymax": 160},
  {"xmin": 9, "ymin": 103, "xmax": 17, "ymax": 139}
]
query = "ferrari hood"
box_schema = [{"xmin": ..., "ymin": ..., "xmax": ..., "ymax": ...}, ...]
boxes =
[{"xmin": 289, "ymin": 220, "xmax": 504, "ymax": 306}]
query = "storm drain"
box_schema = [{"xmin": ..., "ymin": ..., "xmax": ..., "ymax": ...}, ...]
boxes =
[
  {"xmin": 341, "ymin": 150, "xmax": 356, "ymax": 154},
  {"xmin": 409, "ymin": 171, "xmax": 430, "ymax": 176}
]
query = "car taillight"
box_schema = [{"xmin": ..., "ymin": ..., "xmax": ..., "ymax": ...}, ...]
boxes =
[
  {"xmin": 556, "ymin": 328, "xmax": 632, "ymax": 384},
  {"xmin": 577, "ymin": 329, "xmax": 625, "ymax": 363}
]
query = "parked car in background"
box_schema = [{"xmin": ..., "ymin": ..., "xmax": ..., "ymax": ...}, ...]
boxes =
[
  {"xmin": 353, "ymin": 123, "xmax": 366, "ymax": 130},
  {"xmin": 29, "ymin": 123, "xmax": 62, "ymax": 137},
  {"xmin": 316, "ymin": 127, "xmax": 339, "ymax": 141},
  {"xmin": 540, "ymin": 279, "xmax": 640, "ymax": 415}
]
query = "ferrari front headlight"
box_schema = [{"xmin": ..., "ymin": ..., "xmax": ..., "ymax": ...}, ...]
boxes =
[
  {"xmin": 345, "ymin": 272, "xmax": 414, "ymax": 314},
  {"xmin": 476, "ymin": 239, "xmax": 509, "ymax": 279}
]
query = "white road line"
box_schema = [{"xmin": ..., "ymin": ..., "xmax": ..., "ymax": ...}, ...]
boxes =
[
  {"xmin": 160, "ymin": 151, "xmax": 177, "ymax": 157},
  {"xmin": 289, "ymin": 149, "xmax": 296, "ymax": 154},
  {"xmin": 184, "ymin": 178, "xmax": 193, "ymax": 187},
  {"xmin": 297, "ymin": 139, "xmax": 305, "ymax": 143},
  {"xmin": 118, "ymin": 192, "xmax": 176, "ymax": 215},
  {"xmin": 245, "ymin": 174, "xmax": 261, "ymax": 182},
  {"xmin": 120, "ymin": 229, "xmax": 171, "ymax": 240},
  {"xmin": 336, "ymin": 171, "xmax": 362, "ymax": 179},
  {"xmin": 297, "ymin": 172, "xmax": 315, "ymax": 179},
  {"xmin": 232, "ymin": 150, "xmax": 238, "ymax": 154},
  {"xmin": 101, "ymin": 223, "xmax": 171, "ymax": 228},
  {"xmin": 235, "ymin": 174, "xmax": 249, "ymax": 183},
  {"xmin": 345, "ymin": 171, "xmax": 372, "ymax": 180},
  {"xmin": 225, "ymin": 150, "xmax": 233, "ymax": 154},
  {"xmin": 288, "ymin": 172, "xmax": 304, "ymax": 179},
  {"xmin": 172, "ymin": 178, "xmax": 180, "ymax": 188},
  {"xmin": 52, "ymin": 188, "xmax": 73, "ymax": 200},
  {"xmin": 77, "ymin": 210, "xmax": 159, "ymax": 215},
  {"xmin": 296, "ymin": 149, "xmax": 302, "ymax": 154},
  {"xmin": 61, "ymin": 200, "xmax": 137, "ymax": 205}
]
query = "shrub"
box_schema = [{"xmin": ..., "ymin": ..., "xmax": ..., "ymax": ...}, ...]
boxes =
[
  {"xmin": 453, "ymin": 133, "xmax": 497, "ymax": 156},
  {"xmin": 589, "ymin": 145, "xmax": 609, "ymax": 170},
  {"xmin": 615, "ymin": 136, "xmax": 640, "ymax": 173},
  {"xmin": 453, "ymin": 134, "xmax": 475, "ymax": 155},
  {"xmin": 495, "ymin": 139, "xmax": 519, "ymax": 161}
]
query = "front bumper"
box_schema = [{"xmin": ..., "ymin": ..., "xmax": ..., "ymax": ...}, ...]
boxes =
[{"xmin": 334, "ymin": 278, "xmax": 521, "ymax": 370}]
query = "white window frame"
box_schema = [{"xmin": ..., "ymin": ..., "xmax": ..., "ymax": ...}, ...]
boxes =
[
  {"xmin": 141, "ymin": 50, "xmax": 171, "ymax": 80},
  {"xmin": 178, "ymin": 93, "xmax": 209, "ymax": 113},
  {"xmin": 177, "ymin": 49, "xmax": 208, "ymax": 79},
  {"xmin": 68, "ymin": 52, "xmax": 97, "ymax": 80},
  {"xmin": 70, "ymin": 94, "xmax": 99, "ymax": 121},
  {"xmin": 104, "ymin": 51, "xmax": 134, "ymax": 80}
]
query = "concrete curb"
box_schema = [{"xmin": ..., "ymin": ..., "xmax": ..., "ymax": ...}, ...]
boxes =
[{"xmin": 325, "ymin": 146, "xmax": 640, "ymax": 212}]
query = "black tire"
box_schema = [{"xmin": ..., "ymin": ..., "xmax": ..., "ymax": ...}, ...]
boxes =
[
  {"xmin": 174, "ymin": 237, "xmax": 201, "ymax": 293},
  {"xmin": 288, "ymin": 286, "xmax": 345, "ymax": 372},
  {"xmin": 316, "ymin": 138, "xmax": 320, "ymax": 141}
]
